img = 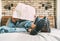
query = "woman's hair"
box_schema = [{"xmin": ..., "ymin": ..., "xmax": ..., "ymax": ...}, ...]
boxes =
[{"xmin": 30, "ymin": 17, "xmax": 50, "ymax": 35}]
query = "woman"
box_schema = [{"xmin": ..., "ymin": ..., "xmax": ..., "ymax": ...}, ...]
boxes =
[{"xmin": 0, "ymin": 3, "xmax": 50, "ymax": 34}]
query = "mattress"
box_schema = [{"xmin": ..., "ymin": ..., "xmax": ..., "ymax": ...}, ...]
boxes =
[{"xmin": 0, "ymin": 28, "xmax": 60, "ymax": 41}]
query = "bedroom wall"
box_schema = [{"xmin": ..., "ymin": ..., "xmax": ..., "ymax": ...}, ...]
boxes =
[
  {"xmin": 57, "ymin": 0, "xmax": 60, "ymax": 29},
  {"xmin": 0, "ymin": 0, "xmax": 2, "ymax": 26}
]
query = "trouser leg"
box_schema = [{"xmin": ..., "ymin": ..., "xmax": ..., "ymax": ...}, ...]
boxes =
[{"xmin": 0, "ymin": 26, "xmax": 16, "ymax": 33}]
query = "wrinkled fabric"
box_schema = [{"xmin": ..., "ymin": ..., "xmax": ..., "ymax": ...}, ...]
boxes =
[
  {"xmin": 0, "ymin": 29, "xmax": 60, "ymax": 41},
  {"xmin": 7, "ymin": 18, "xmax": 32, "ymax": 29},
  {"xmin": 0, "ymin": 26, "xmax": 26, "ymax": 33},
  {"xmin": 0, "ymin": 18, "xmax": 33, "ymax": 33}
]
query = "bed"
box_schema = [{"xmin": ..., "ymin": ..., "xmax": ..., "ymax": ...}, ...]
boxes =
[
  {"xmin": 0, "ymin": 16, "xmax": 60, "ymax": 41},
  {"xmin": 0, "ymin": 28, "xmax": 60, "ymax": 41}
]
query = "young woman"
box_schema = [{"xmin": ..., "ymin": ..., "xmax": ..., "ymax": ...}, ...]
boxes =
[{"xmin": 0, "ymin": 3, "xmax": 50, "ymax": 35}]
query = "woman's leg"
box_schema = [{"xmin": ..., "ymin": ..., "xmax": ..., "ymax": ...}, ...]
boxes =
[{"xmin": 0, "ymin": 26, "xmax": 16, "ymax": 33}]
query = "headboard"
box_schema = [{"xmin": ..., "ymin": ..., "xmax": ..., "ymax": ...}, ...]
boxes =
[{"xmin": 1, "ymin": 16, "xmax": 12, "ymax": 26}]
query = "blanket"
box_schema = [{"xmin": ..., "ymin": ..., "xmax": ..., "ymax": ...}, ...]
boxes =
[
  {"xmin": 0, "ymin": 28, "xmax": 60, "ymax": 41},
  {"xmin": 0, "ymin": 29, "xmax": 60, "ymax": 41}
]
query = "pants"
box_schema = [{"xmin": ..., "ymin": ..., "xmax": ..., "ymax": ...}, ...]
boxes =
[
  {"xmin": 0, "ymin": 21, "xmax": 33, "ymax": 33},
  {"xmin": 0, "ymin": 26, "xmax": 27, "ymax": 33}
]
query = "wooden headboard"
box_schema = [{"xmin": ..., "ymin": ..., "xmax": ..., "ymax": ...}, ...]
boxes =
[{"xmin": 1, "ymin": 16, "xmax": 12, "ymax": 26}]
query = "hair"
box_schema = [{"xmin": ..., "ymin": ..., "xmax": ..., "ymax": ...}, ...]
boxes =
[{"xmin": 30, "ymin": 17, "xmax": 50, "ymax": 35}]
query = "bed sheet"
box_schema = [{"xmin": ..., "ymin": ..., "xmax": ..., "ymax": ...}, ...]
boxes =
[{"xmin": 0, "ymin": 28, "xmax": 60, "ymax": 41}]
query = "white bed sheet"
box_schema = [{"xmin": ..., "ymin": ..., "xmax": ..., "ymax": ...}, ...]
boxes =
[{"xmin": 0, "ymin": 28, "xmax": 60, "ymax": 41}]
